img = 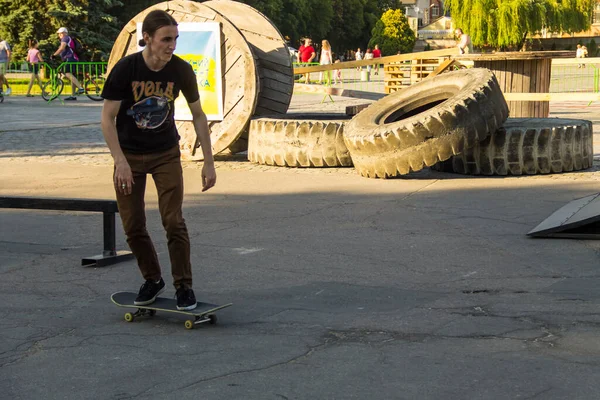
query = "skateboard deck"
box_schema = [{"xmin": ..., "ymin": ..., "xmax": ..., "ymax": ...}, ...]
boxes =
[{"xmin": 111, "ymin": 291, "xmax": 232, "ymax": 329}]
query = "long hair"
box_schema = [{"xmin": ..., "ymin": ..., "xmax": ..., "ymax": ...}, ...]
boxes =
[
  {"xmin": 322, "ymin": 40, "xmax": 331, "ymax": 51},
  {"xmin": 138, "ymin": 10, "xmax": 178, "ymax": 47}
]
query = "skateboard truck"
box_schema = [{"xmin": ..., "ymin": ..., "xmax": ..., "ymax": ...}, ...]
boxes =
[{"xmin": 123, "ymin": 307, "xmax": 218, "ymax": 329}]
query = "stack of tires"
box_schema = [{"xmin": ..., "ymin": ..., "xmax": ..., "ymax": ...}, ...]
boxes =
[{"xmin": 249, "ymin": 68, "xmax": 594, "ymax": 178}]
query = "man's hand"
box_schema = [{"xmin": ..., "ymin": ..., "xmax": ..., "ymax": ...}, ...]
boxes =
[
  {"xmin": 201, "ymin": 162, "xmax": 216, "ymax": 192},
  {"xmin": 114, "ymin": 159, "xmax": 134, "ymax": 195}
]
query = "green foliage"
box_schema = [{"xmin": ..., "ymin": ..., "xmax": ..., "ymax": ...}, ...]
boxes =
[
  {"xmin": 368, "ymin": 9, "xmax": 415, "ymax": 55},
  {"xmin": 446, "ymin": 0, "xmax": 596, "ymax": 49},
  {"xmin": 242, "ymin": 0, "xmax": 383, "ymax": 54},
  {"xmin": 0, "ymin": 0, "xmax": 122, "ymax": 62},
  {"xmin": 118, "ymin": 0, "xmax": 164, "ymax": 23},
  {"xmin": 0, "ymin": 0, "xmax": 409, "ymax": 64}
]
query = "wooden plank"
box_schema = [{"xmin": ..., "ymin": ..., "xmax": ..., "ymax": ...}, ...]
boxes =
[
  {"xmin": 106, "ymin": 32, "xmax": 131, "ymax": 74},
  {"xmin": 454, "ymin": 51, "xmax": 573, "ymax": 61},
  {"xmin": 246, "ymin": 36, "xmax": 291, "ymax": 67},
  {"xmin": 255, "ymin": 97, "xmax": 289, "ymax": 114},
  {"xmin": 294, "ymin": 84, "xmax": 386, "ymax": 100},
  {"xmin": 259, "ymin": 68, "xmax": 296, "ymax": 85},
  {"xmin": 503, "ymin": 92, "xmax": 600, "ymax": 101},
  {"xmin": 346, "ymin": 103, "xmax": 372, "ymax": 116},
  {"xmin": 261, "ymin": 77, "xmax": 294, "ymax": 93},
  {"xmin": 167, "ymin": 0, "xmax": 218, "ymax": 19},
  {"xmin": 254, "ymin": 105, "xmax": 286, "ymax": 116},
  {"xmin": 295, "ymin": 48, "xmax": 458, "ymax": 74},
  {"xmin": 256, "ymin": 57, "xmax": 294, "ymax": 75},
  {"xmin": 427, "ymin": 59, "xmax": 455, "ymax": 78},
  {"xmin": 520, "ymin": 59, "xmax": 532, "ymax": 116},
  {"xmin": 259, "ymin": 87, "xmax": 293, "ymax": 104}
]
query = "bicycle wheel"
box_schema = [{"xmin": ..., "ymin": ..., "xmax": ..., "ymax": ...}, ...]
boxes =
[
  {"xmin": 84, "ymin": 77, "xmax": 105, "ymax": 101},
  {"xmin": 42, "ymin": 79, "xmax": 64, "ymax": 101}
]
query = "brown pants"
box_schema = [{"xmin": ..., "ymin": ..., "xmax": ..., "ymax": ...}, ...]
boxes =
[{"xmin": 116, "ymin": 145, "xmax": 192, "ymax": 289}]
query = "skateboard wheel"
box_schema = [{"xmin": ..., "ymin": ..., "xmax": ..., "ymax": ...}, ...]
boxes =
[
  {"xmin": 208, "ymin": 314, "xmax": 217, "ymax": 324},
  {"xmin": 124, "ymin": 312, "xmax": 134, "ymax": 322},
  {"xmin": 149, "ymin": 309, "xmax": 156, "ymax": 316},
  {"xmin": 184, "ymin": 320, "xmax": 194, "ymax": 330}
]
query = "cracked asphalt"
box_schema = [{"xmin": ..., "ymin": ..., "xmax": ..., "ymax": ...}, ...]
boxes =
[{"xmin": 2, "ymin": 95, "xmax": 600, "ymax": 399}]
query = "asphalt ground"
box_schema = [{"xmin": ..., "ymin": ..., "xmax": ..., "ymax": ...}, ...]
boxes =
[{"xmin": 2, "ymin": 95, "xmax": 600, "ymax": 399}]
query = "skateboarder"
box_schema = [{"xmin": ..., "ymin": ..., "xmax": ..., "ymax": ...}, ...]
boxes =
[{"xmin": 101, "ymin": 10, "xmax": 216, "ymax": 310}]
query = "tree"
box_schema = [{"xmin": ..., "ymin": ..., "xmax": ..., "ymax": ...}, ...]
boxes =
[
  {"xmin": 0, "ymin": 0, "xmax": 122, "ymax": 61},
  {"xmin": 368, "ymin": 8, "xmax": 415, "ymax": 56},
  {"xmin": 446, "ymin": 0, "xmax": 596, "ymax": 50}
]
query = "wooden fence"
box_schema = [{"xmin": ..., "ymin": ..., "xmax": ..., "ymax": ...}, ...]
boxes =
[{"xmin": 293, "ymin": 50, "xmax": 600, "ymax": 104}]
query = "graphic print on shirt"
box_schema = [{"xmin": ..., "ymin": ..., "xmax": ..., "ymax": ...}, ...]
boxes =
[{"xmin": 126, "ymin": 80, "xmax": 175, "ymax": 130}]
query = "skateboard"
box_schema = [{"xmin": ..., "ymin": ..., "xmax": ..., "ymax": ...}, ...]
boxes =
[{"xmin": 111, "ymin": 292, "xmax": 232, "ymax": 329}]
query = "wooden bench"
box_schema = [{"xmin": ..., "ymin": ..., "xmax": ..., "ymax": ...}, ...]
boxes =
[{"xmin": 0, "ymin": 196, "xmax": 134, "ymax": 267}]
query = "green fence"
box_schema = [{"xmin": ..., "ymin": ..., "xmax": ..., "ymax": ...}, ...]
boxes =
[
  {"xmin": 549, "ymin": 59, "xmax": 600, "ymax": 93},
  {"xmin": 2, "ymin": 61, "xmax": 107, "ymax": 97}
]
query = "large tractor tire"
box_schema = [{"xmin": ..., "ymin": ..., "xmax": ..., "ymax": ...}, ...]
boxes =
[
  {"xmin": 343, "ymin": 68, "xmax": 509, "ymax": 178},
  {"xmin": 432, "ymin": 118, "xmax": 594, "ymax": 175},
  {"xmin": 248, "ymin": 114, "xmax": 353, "ymax": 167}
]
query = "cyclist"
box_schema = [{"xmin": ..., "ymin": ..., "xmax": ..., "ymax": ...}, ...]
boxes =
[
  {"xmin": 52, "ymin": 27, "xmax": 84, "ymax": 101},
  {"xmin": 0, "ymin": 37, "xmax": 12, "ymax": 95}
]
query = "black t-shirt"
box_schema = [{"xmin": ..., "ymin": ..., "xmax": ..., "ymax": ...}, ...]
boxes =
[{"xmin": 101, "ymin": 52, "xmax": 200, "ymax": 154}]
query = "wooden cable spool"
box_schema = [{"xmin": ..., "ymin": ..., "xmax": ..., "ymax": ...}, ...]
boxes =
[
  {"xmin": 204, "ymin": 0, "xmax": 294, "ymax": 154},
  {"xmin": 107, "ymin": 0, "xmax": 259, "ymax": 160}
]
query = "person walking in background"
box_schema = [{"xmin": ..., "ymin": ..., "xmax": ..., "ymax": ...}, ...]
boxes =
[
  {"xmin": 455, "ymin": 28, "xmax": 473, "ymax": 54},
  {"xmin": 355, "ymin": 47, "xmax": 363, "ymax": 71},
  {"xmin": 372, "ymin": 44, "xmax": 381, "ymax": 75},
  {"xmin": 582, "ymin": 45, "xmax": 588, "ymax": 68},
  {"xmin": 333, "ymin": 59, "xmax": 343, "ymax": 84},
  {"xmin": 576, "ymin": 44, "xmax": 584, "ymax": 68},
  {"xmin": 52, "ymin": 27, "xmax": 84, "ymax": 101},
  {"xmin": 298, "ymin": 38, "xmax": 316, "ymax": 84},
  {"xmin": 364, "ymin": 48, "xmax": 374, "ymax": 73},
  {"xmin": 26, "ymin": 40, "xmax": 44, "ymax": 97},
  {"xmin": 0, "ymin": 37, "xmax": 12, "ymax": 95},
  {"xmin": 317, "ymin": 39, "xmax": 333, "ymax": 85}
]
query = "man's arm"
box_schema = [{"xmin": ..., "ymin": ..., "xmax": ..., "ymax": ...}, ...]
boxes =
[
  {"xmin": 6, "ymin": 48, "xmax": 10, "ymax": 63},
  {"xmin": 101, "ymin": 99, "xmax": 134, "ymax": 194},
  {"xmin": 459, "ymin": 35, "xmax": 469, "ymax": 50},
  {"xmin": 188, "ymin": 99, "xmax": 216, "ymax": 192},
  {"xmin": 53, "ymin": 42, "xmax": 67, "ymax": 57},
  {"xmin": 309, "ymin": 51, "xmax": 316, "ymax": 63}
]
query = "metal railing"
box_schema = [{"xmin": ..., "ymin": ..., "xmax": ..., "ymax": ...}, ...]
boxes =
[{"xmin": 2, "ymin": 61, "xmax": 107, "ymax": 97}]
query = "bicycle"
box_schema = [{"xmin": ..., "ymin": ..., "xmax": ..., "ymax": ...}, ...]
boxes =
[
  {"xmin": 82, "ymin": 72, "xmax": 105, "ymax": 101},
  {"xmin": 42, "ymin": 60, "xmax": 105, "ymax": 101}
]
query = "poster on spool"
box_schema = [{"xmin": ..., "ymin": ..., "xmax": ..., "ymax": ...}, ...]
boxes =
[{"xmin": 137, "ymin": 22, "xmax": 224, "ymax": 121}]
